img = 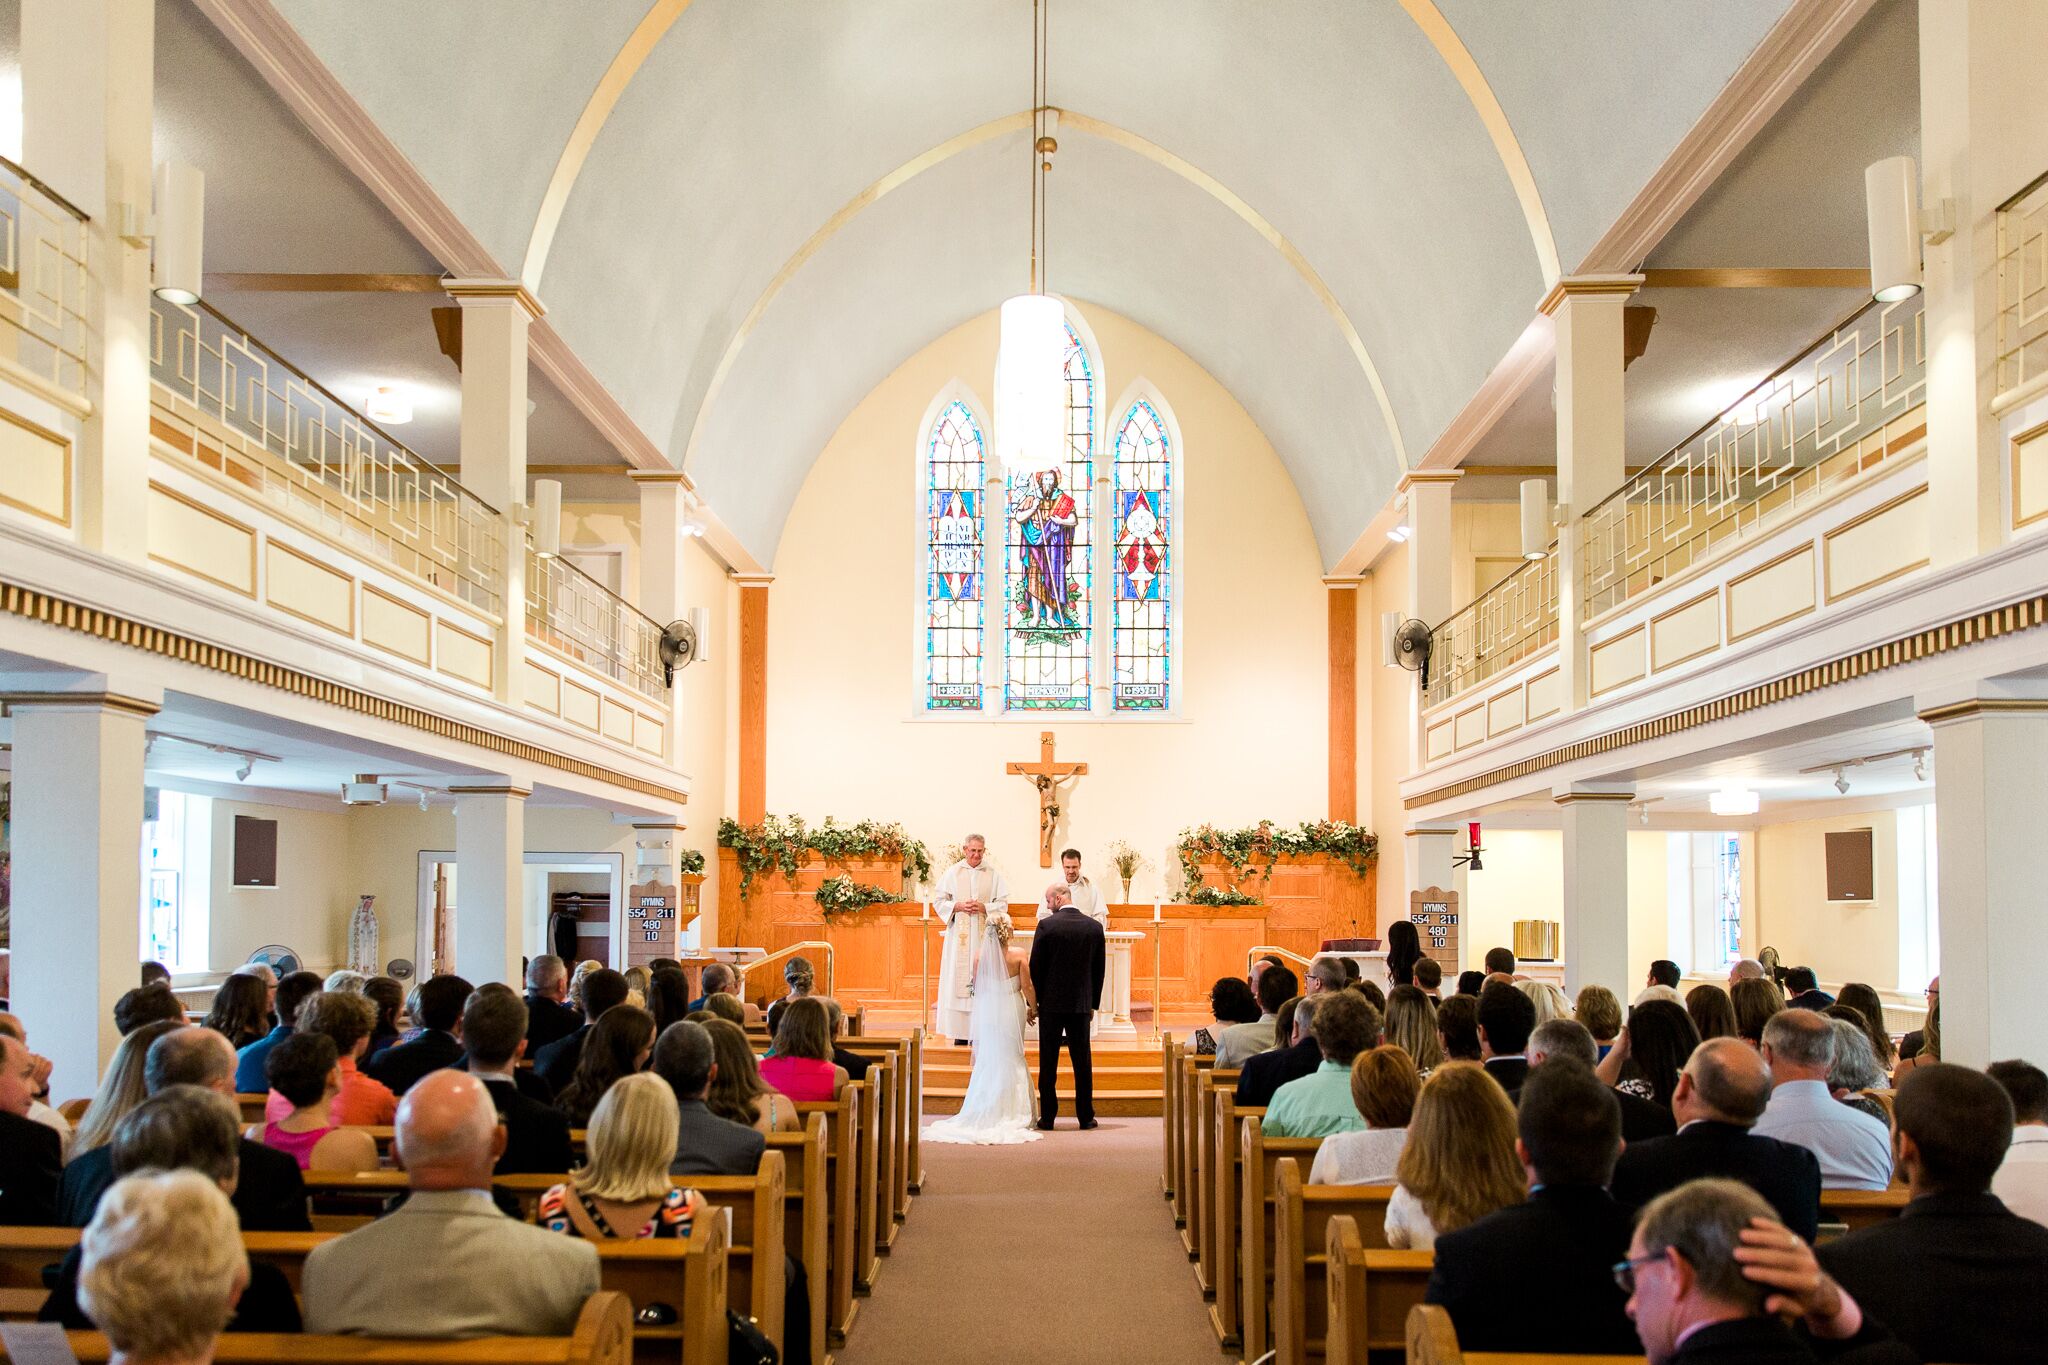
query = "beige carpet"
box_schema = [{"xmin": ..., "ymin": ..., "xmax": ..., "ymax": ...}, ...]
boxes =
[{"xmin": 837, "ymin": 1116, "xmax": 1221, "ymax": 1364}]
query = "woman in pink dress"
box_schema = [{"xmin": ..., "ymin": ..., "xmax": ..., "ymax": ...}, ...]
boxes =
[
  {"xmin": 758, "ymin": 998, "xmax": 846, "ymax": 1103},
  {"xmin": 251, "ymin": 1033, "xmax": 377, "ymax": 1172}
]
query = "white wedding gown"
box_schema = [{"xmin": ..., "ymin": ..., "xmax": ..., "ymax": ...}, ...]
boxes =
[{"xmin": 924, "ymin": 929, "xmax": 1040, "ymax": 1145}]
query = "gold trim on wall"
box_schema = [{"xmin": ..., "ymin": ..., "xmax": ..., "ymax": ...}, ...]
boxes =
[
  {"xmin": 146, "ymin": 482, "xmax": 258, "ymax": 599},
  {"xmin": 2, "ymin": 691, "xmax": 163, "ymax": 719},
  {"xmin": 1822, "ymin": 485, "xmax": 1930, "ymax": 603},
  {"xmin": 1725, "ymin": 544, "xmax": 1817, "ymax": 646},
  {"xmin": 1649, "ymin": 590, "xmax": 1722, "ymax": 673},
  {"xmin": 1918, "ymin": 698, "xmax": 2048, "ymax": 724},
  {"xmin": 1453, "ymin": 702, "xmax": 1487, "ymax": 751},
  {"xmin": 263, "ymin": 540, "xmax": 356, "ymax": 637},
  {"xmin": 1639, "ymin": 268, "xmax": 1870, "ymax": 290},
  {"xmin": 433, "ymin": 617, "xmax": 496, "ymax": 690},
  {"xmin": 359, "ymin": 585, "xmax": 433, "ymax": 667},
  {"xmin": 2012, "ymin": 417, "xmax": 2048, "ymax": 533},
  {"xmin": 0, "ymin": 578, "xmax": 688, "ymax": 805},
  {"xmin": 0, "ymin": 406, "xmax": 73, "ymax": 527},
  {"xmin": 1588, "ymin": 623, "xmax": 1647, "ymax": 698},
  {"xmin": 1524, "ymin": 666, "xmax": 1562, "ymax": 721}
]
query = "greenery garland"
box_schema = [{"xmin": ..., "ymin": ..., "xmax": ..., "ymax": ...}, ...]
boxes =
[
  {"xmin": 678, "ymin": 849, "xmax": 706, "ymax": 877},
  {"xmin": 717, "ymin": 814, "xmax": 933, "ymax": 900},
  {"xmin": 1175, "ymin": 819, "xmax": 1379, "ymax": 895},
  {"xmin": 813, "ymin": 874, "xmax": 907, "ymax": 920},
  {"xmin": 1188, "ymin": 885, "xmax": 1261, "ymax": 907}
]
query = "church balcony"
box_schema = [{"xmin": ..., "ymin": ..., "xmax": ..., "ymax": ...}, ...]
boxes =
[
  {"xmin": 0, "ymin": 156, "xmax": 91, "ymax": 404},
  {"xmin": 1993, "ymin": 169, "xmax": 2048, "ymax": 416}
]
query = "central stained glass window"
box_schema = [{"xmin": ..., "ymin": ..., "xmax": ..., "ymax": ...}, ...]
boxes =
[{"xmin": 1002, "ymin": 322, "xmax": 1094, "ymax": 711}]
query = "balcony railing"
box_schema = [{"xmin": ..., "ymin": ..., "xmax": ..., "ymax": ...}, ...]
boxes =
[
  {"xmin": 527, "ymin": 548, "xmax": 668, "ymax": 702},
  {"xmin": 1996, "ymin": 170, "xmax": 2048, "ymax": 404},
  {"xmin": 0, "ymin": 156, "xmax": 91, "ymax": 398},
  {"xmin": 148, "ymin": 296, "xmax": 505, "ymax": 618},
  {"xmin": 1580, "ymin": 293, "xmax": 1926, "ymax": 621},
  {"xmin": 1424, "ymin": 548, "xmax": 1558, "ymax": 710}
]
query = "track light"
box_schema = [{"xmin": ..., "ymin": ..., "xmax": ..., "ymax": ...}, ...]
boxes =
[
  {"xmin": 235, "ymin": 757, "xmax": 255, "ymax": 782},
  {"xmin": 419, "ymin": 788, "xmax": 431, "ymax": 811},
  {"xmin": 1913, "ymin": 751, "xmax": 1927, "ymax": 782},
  {"xmin": 1833, "ymin": 768, "xmax": 1851, "ymax": 796}
]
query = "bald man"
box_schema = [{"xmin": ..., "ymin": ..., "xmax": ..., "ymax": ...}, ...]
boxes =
[
  {"xmin": 302, "ymin": 1071, "xmax": 597, "ymax": 1338},
  {"xmin": 1609, "ymin": 1037, "xmax": 1823, "ymax": 1242}
]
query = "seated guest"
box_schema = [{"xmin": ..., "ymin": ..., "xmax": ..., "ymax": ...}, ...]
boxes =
[
  {"xmin": 705, "ymin": 1018, "xmax": 799, "ymax": 1132},
  {"xmin": 0, "ymin": 1030, "xmax": 60, "ymax": 1225},
  {"xmin": 541, "ymin": 1072, "xmax": 705, "ymax": 1238},
  {"xmin": 1832, "ymin": 983, "xmax": 1896, "ymax": 1073},
  {"xmin": 1598, "ymin": 999, "xmax": 1701, "ymax": 1114},
  {"xmin": 61, "ymin": 1027, "xmax": 309, "ymax": 1232},
  {"xmin": 363, "ymin": 974, "xmax": 406, "ymax": 1060},
  {"xmin": 1215, "ymin": 964, "xmax": 1297, "ymax": 1068},
  {"xmin": 1475, "ymin": 981, "xmax": 1535, "ymax": 1092},
  {"xmin": 1387, "ymin": 1062, "xmax": 1524, "ymax": 1250},
  {"xmin": 1891, "ymin": 998, "xmax": 1940, "ymax": 1080},
  {"xmin": 255, "ymin": 1034, "xmax": 379, "ymax": 1172},
  {"xmin": 1897, "ymin": 977, "xmax": 1936, "ymax": 1060},
  {"xmin": 654, "ymin": 1020, "xmax": 767, "ymax": 1176},
  {"xmin": 140, "ymin": 961, "xmax": 172, "ymax": 989},
  {"xmin": 686, "ymin": 961, "xmax": 736, "ymax": 1013},
  {"xmin": 1989, "ymin": 1059, "xmax": 2048, "ymax": 1228},
  {"xmin": 823, "ymin": 1000, "xmax": 871, "ymax": 1082},
  {"xmin": 701, "ymin": 993, "xmax": 746, "ymax": 1027},
  {"xmin": 302, "ymin": 1071, "xmax": 600, "ymax": 1337},
  {"xmin": 1304, "ymin": 954, "xmax": 1348, "ymax": 997},
  {"xmin": 1454, "ymin": 969, "xmax": 1486, "ymax": 998},
  {"xmin": 1824, "ymin": 1016, "xmax": 1892, "ymax": 1126},
  {"xmin": 323, "ymin": 970, "xmax": 368, "ymax": 996},
  {"xmin": 1820, "ymin": 1064, "xmax": 2048, "ymax": 1364},
  {"xmin": 1635, "ymin": 984, "xmax": 1685, "ymax": 1007},
  {"xmin": 1191, "ymin": 976, "xmax": 1262, "ymax": 1056},
  {"xmin": 1686, "ymin": 983, "xmax": 1740, "ymax": 1042},
  {"xmin": 1731, "ymin": 977, "xmax": 1784, "ymax": 1046},
  {"xmin": 113, "ymin": 983, "xmax": 186, "ymax": 1037},
  {"xmin": 1646, "ymin": 959, "xmax": 1682, "ymax": 992},
  {"xmin": 523, "ymin": 954, "xmax": 582, "ymax": 1053},
  {"xmin": 460, "ymin": 987, "xmax": 571, "ymax": 1175},
  {"xmin": 646, "ymin": 968, "xmax": 694, "ymax": 1038},
  {"xmin": 0, "ymin": 1014, "xmax": 70, "ymax": 1154},
  {"xmin": 236, "ymin": 963, "xmax": 280, "ymax": 1029},
  {"xmin": 235, "ymin": 969, "xmax": 323, "ymax": 1094},
  {"xmin": 1435, "ymin": 993, "xmax": 1482, "ymax": 1062},
  {"xmin": 535, "ymin": 968, "xmax": 630, "ymax": 1093},
  {"xmin": 764, "ymin": 955, "xmax": 820, "ymax": 1036},
  {"xmin": 1753, "ymin": 1010, "xmax": 1890, "ymax": 1190},
  {"xmin": 555, "ymin": 1004, "xmax": 657, "ymax": 1129},
  {"xmin": 1482, "ymin": 946, "xmax": 1515, "ymax": 976},
  {"xmin": 761, "ymin": 997, "xmax": 848, "ymax": 1101},
  {"xmin": 1355, "ymin": 979, "xmax": 1386, "ymax": 1015},
  {"xmin": 567, "ymin": 959, "xmax": 603, "ymax": 1014},
  {"xmin": 1783, "ymin": 967, "xmax": 1835, "ymax": 1012},
  {"xmin": 1574, "ymin": 985, "xmax": 1622, "ymax": 1058},
  {"xmin": 74, "ymin": 1171, "xmax": 255, "ymax": 1360},
  {"xmin": 1234, "ymin": 997, "xmax": 1319, "ymax": 1107},
  {"xmin": 201, "ymin": 973, "xmax": 271, "ymax": 1051},
  {"xmin": 1309, "ymin": 1045, "xmax": 1418, "ymax": 1184},
  {"xmin": 266, "ymin": 991, "xmax": 396, "ymax": 1126},
  {"xmin": 1621, "ymin": 1178, "xmax": 1894, "ymax": 1364},
  {"xmin": 1517, "ymin": 979, "xmax": 1573, "ymax": 1027},
  {"xmin": 1611, "ymin": 1037, "xmax": 1822, "ymax": 1243},
  {"xmin": 45, "ymin": 1088, "xmax": 301, "ymax": 1334},
  {"xmin": 1526, "ymin": 1019, "xmax": 1674, "ymax": 1143},
  {"xmin": 365, "ymin": 973, "xmax": 474, "ymax": 1095},
  {"xmin": 1729, "ymin": 958, "xmax": 1765, "ymax": 986},
  {"xmin": 1425, "ymin": 1061, "xmax": 1639, "ymax": 1354},
  {"xmin": 1413, "ymin": 957, "xmax": 1443, "ymax": 1001},
  {"xmin": 1384, "ymin": 984, "xmax": 1443, "ymax": 1076},
  {"xmin": 1265, "ymin": 991, "xmax": 1381, "ymax": 1138}
]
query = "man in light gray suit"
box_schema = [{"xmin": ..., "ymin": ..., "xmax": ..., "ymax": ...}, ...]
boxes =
[
  {"xmin": 302, "ymin": 1070, "xmax": 598, "ymax": 1338},
  {"xmin": 654, "ymin": 1019, "xmax": 766, "ymax": 1176}
]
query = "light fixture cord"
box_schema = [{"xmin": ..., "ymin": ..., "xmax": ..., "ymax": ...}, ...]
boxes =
[
  {"xmin": 1039, "ymin": 0, "xmax": 1049, "ymax": 297},
  {"xmin": 1028, "ymin": 0, "xmax": 1039, "ymax": 295}
]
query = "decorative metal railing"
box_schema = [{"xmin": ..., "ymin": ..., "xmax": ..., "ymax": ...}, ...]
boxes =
[
  {"xmin": 0, "ymin": 156, "xmax": 91, "ymax": 398},
  {"xmin": 1995, "ymin": 170, "xmax": 2048, "ymax": 403},
  {"xmin": 1424, "ymin": 549, "xmax": 1558, "ymax": 709},
  {"xmin": 148, "ymin": 296, "xmax": 505, "ymax": 618},
  {"xmin": 527, "ymin": 546, "xmax": 668, "ymax": 702},
  {"xmin": 1579, "ymin": 293, "xmax": 1927, "ymax": 621}
]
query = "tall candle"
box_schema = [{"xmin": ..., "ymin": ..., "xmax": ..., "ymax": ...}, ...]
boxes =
[{"xmin": 1152, "ymin": 899, "xmax": 1162, "ymax": 924}]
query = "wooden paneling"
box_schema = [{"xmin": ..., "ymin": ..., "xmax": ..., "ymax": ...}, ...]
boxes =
[
  {"xmin": 739, "ymin": 583, "xmax": 769, "ymax": 824},
  {"xmin": 361, "ymin": 587, "xmax": 432, "ymax": 666},
  {"xmin": 1424, "ymin": 718, "xmax": 1453, "ymax": 762},
  {"xmin": 634, "ymin": 710, "xmax": 664, "ymax": 755},
  {"xmin": 0, "ymin": 407, "xmax": 71, "ymax": 525},
  {"xmin": 1728, "ymin": 545, "xmax": 1816, "ymax": 643},
  {"xmin": 1589, "ymin": 625, "xmax": 1646, "ymax": 696},
  {"xmin": 524, "ymin": 659, "xmax": 562, "ymax": 714},
  {"xmin": 1650, "ymin": 590, "xmax": 1719, "ymax": 672},
  {"xmin": 147, "ymin": 482, "xmax": 256, "ymax": 596},
  {"xmin": 2016, "ymin": 419, "xmax": 2048, "ymax": 532},
  {"xmin": 1824, "ymin": 485, "xmax": 1929, "ymax": 602},
  {"xmin": 562, "ymin": 678, "xmax": 602, "ymax": 731},
  {"xmin": 1327, "ymin": 584, "xmax": 1357, "ymax": 822},
  {"xmin": 264, "ymin": 542, "xmax": 354, "ymax": 635},
  {"xmin": 1525, "ymin": 667, "xmax": 1561, "ymax": 721},
  {"xmin": 434, "ymin": 620, "xmax": 493, "ymax": 689},
  {"xmin": 601, "ymin": 697, "xmax": 636, "ymax": 745}
]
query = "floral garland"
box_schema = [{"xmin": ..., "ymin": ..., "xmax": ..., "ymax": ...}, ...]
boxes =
[
  {"xmin": 1188, "ymin": 885, "xmax": 1261, "ymax": 907},
  {"xmin": 1175, "ymin": 819, "xmax": 1379, "ymax": 894},
  {"xmin": 717, "ymin": 814, "xmax": 933, "ymax": 900},
  {"xmin": 813, "ymin": 874, "xmax": 906, "ymax": 920}
]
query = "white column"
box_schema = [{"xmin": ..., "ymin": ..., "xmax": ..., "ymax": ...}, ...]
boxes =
[
  {"xmin": 1543, "ymin": 276, "xmax": 1641, "ymax": 710},
  {"xmin": 1919, "ymin": 695, "xmax": 2048, "ymax": 1066},
  {"xmin": 22, "ymin": 0, "xmax": 153, "ymax": 559},
  {"xmin": 1405, "ymin": 827, "xmax": 1457, "ymax": 894},
  {"xmin": 1556, "ymin": 786, "xmax": 1634, "ymax": 996},
  {"xmin": 451, "ymin": 785, "xmax": 528, "ymax": 988},
  {"xmin": 6, "ymin": 690, "xmax": 156, "ymax": 1097},
  {"xmin": 447, "ymin": 281, "xmax": 544, "ymax": 703}
]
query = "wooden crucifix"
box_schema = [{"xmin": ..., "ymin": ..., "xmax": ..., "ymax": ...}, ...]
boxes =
[{"xmin": 1006, "ymin": 730, "xmax": 1087, "ymax": 867}]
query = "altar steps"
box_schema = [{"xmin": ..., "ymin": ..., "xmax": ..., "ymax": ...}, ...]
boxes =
[{"xmin": 918, "ymin": 1041, "xmax": 1167, "ymax": 1117}]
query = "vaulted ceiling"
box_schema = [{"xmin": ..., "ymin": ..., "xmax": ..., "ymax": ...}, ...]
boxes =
[{"xmin": 255, "ymin": 0, "xmax": 1795, "ymax": 568}]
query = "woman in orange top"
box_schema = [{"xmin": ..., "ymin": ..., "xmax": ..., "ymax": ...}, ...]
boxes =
[{"xmin": 263, "ymin": 990, "xmax": 396, "ymax": 1126}]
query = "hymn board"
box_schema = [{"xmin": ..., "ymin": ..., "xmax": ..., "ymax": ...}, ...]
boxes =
[
  {"xmin": 626, "ymin": 877, "xmax": 681, "ymax": 968},
  {"xmin": 1409, "ymin": 885, "xmax": 1461, "ymax": 972}
]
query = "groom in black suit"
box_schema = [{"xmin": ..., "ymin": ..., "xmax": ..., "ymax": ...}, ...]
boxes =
[{"xmin": 1029, "ymin": 883, "xmax": 1106, "ymax": 1130}]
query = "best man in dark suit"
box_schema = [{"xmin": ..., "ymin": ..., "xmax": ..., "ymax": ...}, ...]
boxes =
[
  {"xmin": 1234, "ymin": 996, "xmax": 1322, "ymax": 1107},
  {"xmin": 461, "ymin": 987, "xmax": 572, "ymax": 1176},
  {"xmin": 522, "ymin": 954, "xmax": 583, "ymax": 1053},
  {"xmin": 1518, "ymin": 1018, "xmax": 1676, "ymax": 1144},
  {"xmin": 1611, "ymin": 1036, "xmax": 1821, "ymax": 1242},
  {"xmin": 364, "ymin": 973, "xmax": 473, "ymax": 1095},
  {"xmin": 1475, "ymin": 980, "xmax": 1535, "ymax": 1095},
  {"xmin": 1820, "ymin": 1064, "xmax": 2048, "ymax": 1364},
  {"xmin": 1426, "ymin": 1061, "xmax": 1640, "ymax": 1355},
  {"xmin": 0, "ymin": 1034, "xmax": 60, "ymax": 1225},
  {"xmin": 533, "ymin": 969, "xmax": 630, "ymax": 1094},
  {"xmin": 1029, "ymin": 882, "xmax": 1106, "ymax": 1130}
]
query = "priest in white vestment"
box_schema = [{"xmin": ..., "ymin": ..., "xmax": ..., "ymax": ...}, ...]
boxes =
[
  {"xmin": 932, "ymin": 834, "xmax": 1011, "ymax": 1042},
  {"xmin": 1048, "ymin": 847, "xmax": 1107, "ymax": 928}
]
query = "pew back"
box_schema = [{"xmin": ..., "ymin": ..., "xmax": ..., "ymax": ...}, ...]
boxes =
[
  {"xmin": 1191, "ymin": 1065, "xmax": 1239, "ymax": 1294},
  {"xmin": 1320, "ymin": 1216, "xmax": 1433, "ymax": 1364},
  {"xmin": 1237, "ymin": 1119, "xmax": 1325, "ymax": 1363},
  {"xmin": 1208, "ymin": 1097, "xmax": 1266, "ymax": 1349}
]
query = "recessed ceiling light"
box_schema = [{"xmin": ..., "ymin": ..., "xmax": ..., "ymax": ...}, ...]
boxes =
[
  {"xmin": 367, "ymin": 385, "xmax": 413, "ymax": 425},
  {"xmin": 1708, "ymin": 786, "xmax": 1759, "ymax": 817}
]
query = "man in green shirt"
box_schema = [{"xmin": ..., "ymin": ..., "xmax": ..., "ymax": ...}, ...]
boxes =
[{"xmin": 1263, "ymin": 990, "xmax": 1382, "ymax": 1137}]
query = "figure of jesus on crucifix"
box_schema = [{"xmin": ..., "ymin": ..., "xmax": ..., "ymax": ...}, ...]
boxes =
[{"xmin": 1007, "ymin": 731, "xmax": 1086, "ymax": 868}]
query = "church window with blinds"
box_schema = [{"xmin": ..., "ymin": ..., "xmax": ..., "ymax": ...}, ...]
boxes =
[{"xmin": 919, "ymin": 315, "xmax": 1180, "ymax": 716}]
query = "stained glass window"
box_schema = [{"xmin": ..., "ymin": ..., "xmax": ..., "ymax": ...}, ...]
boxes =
[
  {"xmin": 1111, "ymin": 397, "xmax": 1172, "ymax": 710},
  {"xmin": 923, "ymin": 398, "xmax": 987, "ymax": 710},
  {"xmin": 1003, "ymin": 323, "xmax": 1094, "ymax": 710}
]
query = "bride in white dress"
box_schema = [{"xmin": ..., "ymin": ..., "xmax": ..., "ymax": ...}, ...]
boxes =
[{"xmin": 924, "ymin": 920, "xmax": 1041, "ymax": 1145}]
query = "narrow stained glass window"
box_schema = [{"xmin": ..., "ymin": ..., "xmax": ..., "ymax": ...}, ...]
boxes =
[
  {"xmin": 1111, "ymin": 398, "xmax": 1172, "ymax": 710},
  {"xmin": 1003, "ymin": 323, "xmax": 1094, "ymax": 710},
  {"xmin": 923, "ymin": 398, "xmax": 986, "ymax": 710}
]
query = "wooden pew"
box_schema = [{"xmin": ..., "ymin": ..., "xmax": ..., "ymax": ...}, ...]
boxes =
[
  {"xmin": 750, "ymin": 1029, "xmax": 917, "ymax": 1242},
  {"xmin": 1273, "ymin": 1161, "xmax": 1400, "ymax": 1365},
  {"xmin": 765, "ymin": 1115, "xmax": 829, "ymax": 1365},
  {"xmin": 1819, "ymin": 1187, "xmax": 1909, "ymax": 1234},
  {"xmin": 1190, "ymin": 1065, "xmax": 1239, "ymax": 1294},
  {"xmin": 1160, "ymin": 1036, "xmax": 1180, "ymax": 1205},
  {"xmin": 0, "ymin": 1292, "xmax": 634, "ymax": 1365},
  {"xmin": 1171, "ymin": 1051, "xmax": 1213, "ymax": 1242},
  {"xmin": 1238, "ymin": 1119, "xmax": 1326, "ymax": 1364},
  {"xmin": 1321, "ymin": 1216, "xmax": 1433, "ymax": 1364},
  {"xmin": 238, "ymin": 1093, "xmax": 268, "ymax": 1126},
  {"xmin": 793, "ymin": 1083, "xmax": 865, "ymax": 1347},
  {"xmin": 1208, "ymin": 1096, "xmax": 1266, "ymax": 1350}
]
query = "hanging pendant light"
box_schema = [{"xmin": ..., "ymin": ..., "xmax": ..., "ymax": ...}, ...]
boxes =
[{"xmin": 997, "ymin": 0, "xmax": 1067, "ymax": 476}]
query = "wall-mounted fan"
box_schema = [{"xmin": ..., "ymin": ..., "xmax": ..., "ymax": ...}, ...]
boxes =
[
  {"xmin": 246, "ymin": 944, "xmax": 302, "ymax": 977},
  {"xmin": 1392, "ymin": 618, "xmax": 1433, "ymax": 688},
  {"xmin": 658, "ymin": 606, "xmax": 712, "ymax": 686}
]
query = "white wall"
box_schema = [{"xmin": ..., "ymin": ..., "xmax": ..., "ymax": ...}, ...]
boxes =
[
  {"xmin": 206, "ymin": 796, "xmax": 353, "ymax": 972},
  {"xmin": 1756, "ymin": 806, "xmax": 1928, "ymax": 990},
  {"xmin": 1457, "ymin": 828, "xmax": 1679, "ymax": 990}
]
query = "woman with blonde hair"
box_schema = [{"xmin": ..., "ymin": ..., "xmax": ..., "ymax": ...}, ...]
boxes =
[
  {"xmin": 1381, "ymin": 985, "xmax": 1443, "ymax": 1075},
  {"xmin": 77, "ymin": 1170, "xmax": 250, "ymax": 1365},
  {"xmin": 1573, "ymin": 985, "xmax": 1622, "ymax": 1055},
  {"xmin": 704, "ymin": 1019, "xmax": 798, "ymax": 1133},
  {"xmin": 71, "ymin": 1019, "xmax": 182, "ymax": 1157},
  {"xmin": 1516, "ymin": 978, "xmax": 1572, "ymax": 1028},
  {"xmin": 567, "ymin": 959, "xmax": 603, "ymax": 1016},
  {"xmin": 1385, "ymin": 1063, "xmax": 1526, "ymax": 1249},
  {"xmin": 540, "ymin": 1073, "xmax": 704, "ymax": 1240}
]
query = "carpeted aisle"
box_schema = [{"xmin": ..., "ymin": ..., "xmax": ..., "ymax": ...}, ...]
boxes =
[{"xmin": 836, "ymin": 1116, "xmax": 1220, "ymax": 1365}]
